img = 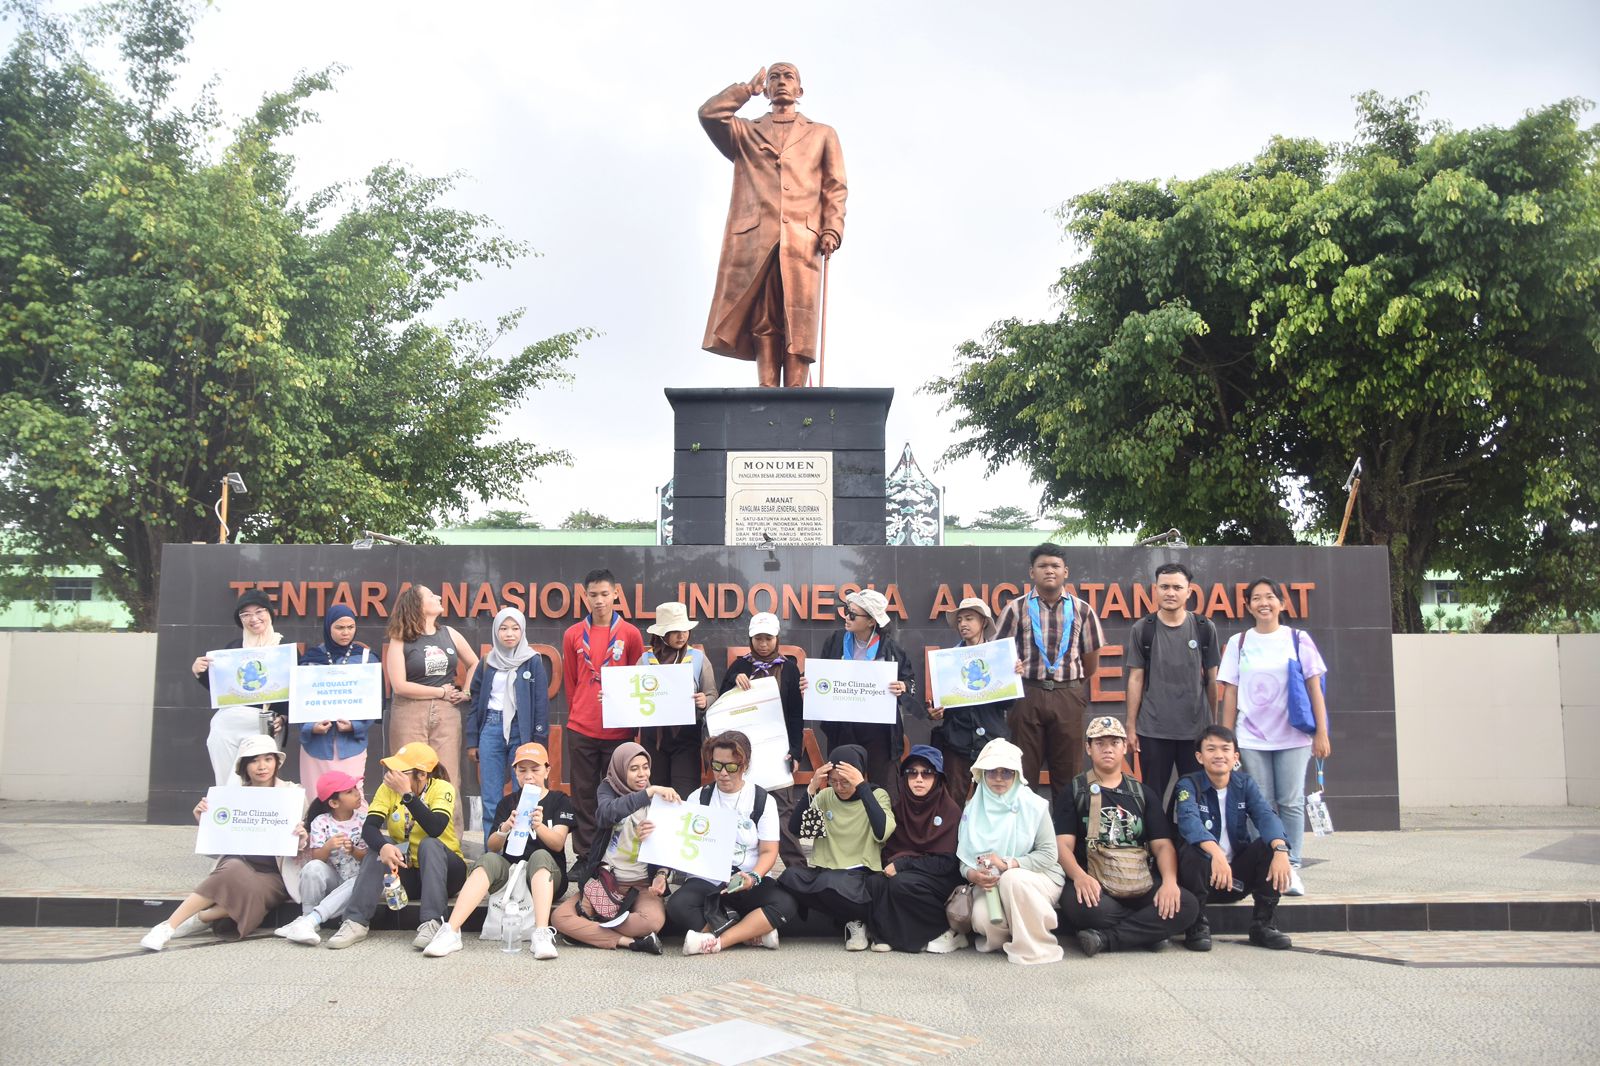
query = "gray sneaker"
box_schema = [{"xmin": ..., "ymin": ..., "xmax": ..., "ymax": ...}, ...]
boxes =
[
  {"xmin": 325, "ymin": 920, "xmax": 368, "ymax": 950},
  {"xmin": 412, "ymin": 918, "xmax": 442, "ymax": 950}
]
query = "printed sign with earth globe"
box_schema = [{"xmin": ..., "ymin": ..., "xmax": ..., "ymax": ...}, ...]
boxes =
[{"xmin": 928, "ymin": 638, "xmax": 1024, "ymax": 709}]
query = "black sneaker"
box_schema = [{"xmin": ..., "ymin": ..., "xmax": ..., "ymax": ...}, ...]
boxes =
[
  {"xmin": 1144, "ymin": 937, "xmax": 1169, "ymax": 952},
  {"xmin": 627, "ymin": 932, "xmax": 664, "ymax": 955},
  {"xmin": 1076, "ymin": 929, "xmax": 1108, "ymax": 958},
  {"xmin": 1248, "ymin": 924, "xmax": 1292, "ymax": 950},
  {"xmin": 1184, "ymin": 918, "xmax": 1213, "ymax": 952}
]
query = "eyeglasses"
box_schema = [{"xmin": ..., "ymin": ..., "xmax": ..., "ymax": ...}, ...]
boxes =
[
  {"xmin": 983, "ymin": 768, "xmax": 1018, "ymax": 779},
  {"xmin": 902, "ymin": 768, "xmax": 937, "ymax": 780},
  {"xmin": 709, "ymin": 760, "xmax": 743, "ymax": 774}
]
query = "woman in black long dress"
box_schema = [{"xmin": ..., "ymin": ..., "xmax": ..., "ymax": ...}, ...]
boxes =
[{"xmin": 864, "ymin": 745, "xmax": 967, "ymax": 953}]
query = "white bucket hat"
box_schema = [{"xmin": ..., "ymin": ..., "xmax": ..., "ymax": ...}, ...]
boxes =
[
  {"xmin": 647, "ymin": 601, "xmax": 698, "ymax": 637},
  {"xmin": 843, "ymin": 589, "xmax": 890, "ymax": 628}
]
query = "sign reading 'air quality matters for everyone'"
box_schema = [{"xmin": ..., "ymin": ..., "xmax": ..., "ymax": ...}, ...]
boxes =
[{"xmin": 289, "ymin": 662, "xmax": 384, "ymax": 723}]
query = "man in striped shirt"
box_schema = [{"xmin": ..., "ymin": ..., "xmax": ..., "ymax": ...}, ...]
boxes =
[{"xmin": 995, "ymin": 543, "xmax": 1106, "ymax": 797}]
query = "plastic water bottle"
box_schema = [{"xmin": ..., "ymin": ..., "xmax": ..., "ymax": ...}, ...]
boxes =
[
  {"xmin": 501, "ymin": 898, "xmax": 525, "ymax": 954},
  {"xmin": 382, "ymin": 872, "xmax": 408, "ymax": 910}
]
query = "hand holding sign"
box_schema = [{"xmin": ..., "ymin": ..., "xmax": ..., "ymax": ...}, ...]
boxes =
[{"xmin": 636, "ymin": 798, "xmax": 737, "ymax": 883}]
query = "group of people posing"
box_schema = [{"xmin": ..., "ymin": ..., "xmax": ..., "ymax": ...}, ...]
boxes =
[{"xmin": 149, "ymin": 545, "xmax": 1332, "ymax": 964}]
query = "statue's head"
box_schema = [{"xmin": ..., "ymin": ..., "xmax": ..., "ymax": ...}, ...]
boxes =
[{"xmin": 765, "ymin": 62, "xmax": 802, "ymax": 104}]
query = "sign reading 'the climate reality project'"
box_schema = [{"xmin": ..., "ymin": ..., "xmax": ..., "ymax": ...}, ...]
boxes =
[{"xmin": 725, "ymin": 452, "xmax": 832, "ymax": 546}]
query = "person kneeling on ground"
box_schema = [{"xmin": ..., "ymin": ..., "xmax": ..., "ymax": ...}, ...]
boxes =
[
  {"xmin": 1174, "ymin": 725, "xmax": 1294, "ymax": 951},
  {"xmin": 672, "ymin": 730, "xmax": 798, "ymax": 955},
  {"xmin": 142, "ymin": 736, "xmax": 309, "ymax": 950},
  {"xmin": 551, "ymin": 742, "xmax": 675, "ymax": 954},
  {"xmin": 325, "ymin": 742, "xmax": 467, "ymax": 950},
  {"xmin": 1054, "ymin": 716, "xmax": 1198, "ymax": 956},
  {"xmin": 951, "ymin": 738, "xmax": 1066, "ymax": 964},
  {"xmin": 425, "ymin": 742, "xmax": 575, "ymax": 960},
  {"xmin": 778, "ymin": 744, "xmax": 897, "ymax": 951},
  {"xmin": 275, "ymin": 770, "xmax": 367, "ymax": 945}
]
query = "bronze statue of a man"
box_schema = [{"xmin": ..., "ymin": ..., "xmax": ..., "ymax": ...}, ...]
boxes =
[{"xmin": 700, "ymin": 63, "xmax": 847, "ymax": 388}]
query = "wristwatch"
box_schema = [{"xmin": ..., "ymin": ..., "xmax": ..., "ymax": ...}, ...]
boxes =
[
  {"xmin": 401, "ymin": 792, "xmax": 415, "ymax": 804},
  {"xmin": 1272, "ymin": 843, "xmax": 1290, "ymax": 853}
]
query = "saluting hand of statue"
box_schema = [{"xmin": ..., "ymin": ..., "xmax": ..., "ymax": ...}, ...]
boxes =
[{"xmin": 747, "ymin": 66, "xmax": 767, "ymax": 97}]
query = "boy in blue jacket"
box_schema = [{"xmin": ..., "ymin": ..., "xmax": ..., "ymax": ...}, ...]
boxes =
[{"xmin": 1174, "ymin": 725, "xmax": 1293, "ymax": 951}]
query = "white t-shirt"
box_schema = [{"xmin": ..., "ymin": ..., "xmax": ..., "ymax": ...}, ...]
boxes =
[
  {"xmin": 703, "ymin": 782, "xmax": 778, "ymax": 875},
  {"xmin": 1214, "ymin": 787, "xmax": 1233, "ymax": 860},
  {"xmin": 1217, "ymin": 626, "xmax": 1327, "ymax": 751}
]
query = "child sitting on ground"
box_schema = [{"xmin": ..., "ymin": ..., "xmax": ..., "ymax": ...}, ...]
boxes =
[{"xmin": 275, "ymin": 770, "xmax": 367, "ymax": 945}]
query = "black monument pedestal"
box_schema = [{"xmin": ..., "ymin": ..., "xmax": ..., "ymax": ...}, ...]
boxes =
[{"xmin": 666, "ymin": 387, "xmax": 892, "ymax": 546}]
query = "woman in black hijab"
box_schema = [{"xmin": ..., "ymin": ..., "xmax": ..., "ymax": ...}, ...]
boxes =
[
  {"xmin": 864, "ymin": 745, "xmax": 968, "ymax": 953},
  {"xmin": 777, "ymin": 744, "xmax": 897, "ymax": 951}
]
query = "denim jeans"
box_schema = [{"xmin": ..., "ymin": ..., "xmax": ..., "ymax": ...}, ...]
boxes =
[
  {"xmin": 1239, "ymin": 745, "xmax": 1312, "ymax": 866},
  {"xmin": 477, "ymin": 710, "xmax": 513, "ymax": 846}
]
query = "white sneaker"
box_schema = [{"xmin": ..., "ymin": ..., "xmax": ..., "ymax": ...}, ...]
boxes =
[
  {"xmin": 844, "ymin": 921, "xmax": 868, "ymax": 951},
  {"xmin": 683, "ymin": 929, "xmax": 722, "ymax": 956},
  {"xmin": 531, "ymin": 926, "xmax": 559, "ymax": 960},
  {"xmin": 140, "ymin": 923, "xmax": 174, "ymax": 952},
  {"xmin": 412, "ymin": 918, "xmax": 442, "ymax": 950},
  {"xmin": 870, "ymin": 939, "xmax": 893, "ymax": 953},
  {"xmin": 1286, "ymin": 867, "xmax": 1306, "ymax": 897},
  {"xmin": 422, "ymin": 923, "xmax": 462, "ymax": 958},
  {"xmin": 325, "ymin": 920, "xmax": 368, "ymax": 949},
  {"xmin": 924, "ymin": 929, "xmax": 967, "ymax": 954},
  {"xmin": 170, "ymin": 913, "xmax": 209, "ymax": 940},
  {"xmin": 757, "ymin": 929, "xmax": 780, "ymax": 950},
  {"xmin": 274, "ymin": 914, "xmax": 321, "ymax": 946}
]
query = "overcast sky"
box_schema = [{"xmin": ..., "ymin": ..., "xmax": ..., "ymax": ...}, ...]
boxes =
[{"xmin": 16, "ymin": 1, "xmax": 1600, "ymax": 529}]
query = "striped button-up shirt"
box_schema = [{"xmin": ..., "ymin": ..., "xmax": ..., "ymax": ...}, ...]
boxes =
[{"xmin": 995, "ymin": 592, "xmax": 1106, "ymax": 682}]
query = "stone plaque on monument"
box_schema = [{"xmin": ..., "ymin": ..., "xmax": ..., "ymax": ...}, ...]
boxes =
[{"xmin": 725, "ymin": 451, "xmax": 833, "ymax": 545}]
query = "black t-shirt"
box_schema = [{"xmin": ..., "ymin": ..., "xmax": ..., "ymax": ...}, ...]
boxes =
[
  {"xmin": 1050, "ymin": 774, "xmax": 1173, "ymax": 869},
  {"xmin": 492, "ymin": 786, "xmax": 576, "ymax": 875}
]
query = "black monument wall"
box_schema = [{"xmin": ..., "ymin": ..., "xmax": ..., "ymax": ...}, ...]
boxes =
[{"xmin": 149, "ymin": 543, "xmax": 1399, "ymax": 830}]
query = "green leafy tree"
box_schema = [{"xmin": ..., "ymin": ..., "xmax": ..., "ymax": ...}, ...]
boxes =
[
  {"xmin": 972, "ymin": 505, "xmax": 1037, "ymax": 529},
  {"xmin": 456, "ymin": 509, "xmax": 542, "ymax": 530},
  {"xmin": 928, "ymin": 94, "xmax": 1600, "ymax": 631},
  {"xmin": 558, "ymin": 509, "xmax": 653, "ymax": 531},
  {"xmin": 0, "ymin": 0, "xmax": 586, "ymax": 629}
]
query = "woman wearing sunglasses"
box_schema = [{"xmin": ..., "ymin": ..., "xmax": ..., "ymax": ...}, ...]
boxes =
[
  {"xmin": 801, "ymin": 589, "xmax": 916, "ymax": 797},
  {"xmin": 954, "ymin": 737, "xmax": 1066, "ymax": 964},
  {"xmin": 862, "ymin": 745, "xmax": 967, "ymax": 953},
  {"xmin": 669, "ymin": 731, "xmax": 798, "ymax": 955}
]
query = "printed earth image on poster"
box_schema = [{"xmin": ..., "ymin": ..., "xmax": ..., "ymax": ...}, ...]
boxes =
[
  {"xmin": 928, "ymin": 639, "xmax": 1024, "ymax": 709},
  {"xmin": 206, "ymin": 644, "xmax": 295, "ymax": 708}
]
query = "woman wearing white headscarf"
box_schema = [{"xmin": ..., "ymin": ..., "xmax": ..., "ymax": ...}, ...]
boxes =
[
  {"xmin": 467, "ymin": 608, "xmax": 550, "ymax": 846},
  {"xmin": 190, "ymin": 589, "xmax": 289, "ymax": 786},
  {"xmin": 954, "ymin": 738, "xmax": 1066, "ymax": 964}
]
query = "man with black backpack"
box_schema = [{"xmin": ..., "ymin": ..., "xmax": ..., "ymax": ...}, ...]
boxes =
[
  {"xmin": 1053, "ymin": 716, "xmax": 1198, "ymax": 956},
  {"xmin": 1125, "ymin": 563, "xmax": 1219, "ymax": 808}
]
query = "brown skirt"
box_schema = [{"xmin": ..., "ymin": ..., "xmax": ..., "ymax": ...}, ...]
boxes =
[{"xmin": 197, "ymin": 857, "xmax": 288, "ymax": 938}]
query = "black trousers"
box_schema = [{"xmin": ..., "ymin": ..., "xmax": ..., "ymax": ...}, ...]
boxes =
[
  {"xmin": 1178, "ymin": 838, "xmax": 1281, "ymax": 915},
  {"xmin": 639, "ymin": 724, "xmax": 703, "ymax": 800},
  {"xmin": 567, "ymin": 729, "xmax": 624, "ymax": 858},
  {"xmin": 1136, "ymin": 734, "xmax": 1201, "ymax": 813},
  {"xmin": 665, "ymin": 875, "xmax": 799, "ymax": 933},
  {"xmin": 1057, "ymin": 879, "xmax": 1198, "ymax": 950}
]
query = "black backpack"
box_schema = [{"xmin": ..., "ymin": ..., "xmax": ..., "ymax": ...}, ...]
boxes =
[
  {"xmin": 1130, "ymin": 612, "xmax": 1216, "ymax": 688},
  {"xmin": 697, "ymin": 783, "xmax": 769, "ymax": 825},
  {"xmin": 1070, "ymin": 771, "xmax": 1148, "ymax": 827}
]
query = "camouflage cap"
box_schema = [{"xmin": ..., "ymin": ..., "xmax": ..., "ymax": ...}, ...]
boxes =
[{"xmin": 1085, "ymin": 715, "xmax": 1127, "ymax": 740}]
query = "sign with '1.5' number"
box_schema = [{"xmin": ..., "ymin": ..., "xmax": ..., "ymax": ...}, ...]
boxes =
[
  {"xmin": 601, "ymin": 663, "xmax": 695, "ymax": 729},
  {"xmin": 637, "ymin": 798, "xmax": 737, "ymax": 882}
]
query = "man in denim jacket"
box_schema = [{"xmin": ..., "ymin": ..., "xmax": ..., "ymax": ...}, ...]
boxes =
[{"xmin": 1174, "ymin": 725, "xmax": 1293, "ymax": 951}]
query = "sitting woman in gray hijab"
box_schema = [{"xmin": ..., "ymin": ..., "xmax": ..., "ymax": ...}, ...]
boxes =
[{"xmin": 777, "ymin": 744, "xmax": 897, "ymax": 951}]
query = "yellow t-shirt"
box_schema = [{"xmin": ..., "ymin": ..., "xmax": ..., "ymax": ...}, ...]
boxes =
[{"xmin": 367, "ymin": 778, "xmax": 461, "ymax": 865}]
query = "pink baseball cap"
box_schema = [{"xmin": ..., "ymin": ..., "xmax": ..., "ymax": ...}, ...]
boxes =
[{"xmin": 316, "ymin": 770, "xmax": 363, "ymax": 803}]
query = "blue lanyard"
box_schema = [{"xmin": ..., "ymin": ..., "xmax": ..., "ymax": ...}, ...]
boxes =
[
  {"xmin": 843, "ymin": 630, "xmax": 879, "ymax": 660},
  {"xmin": 1027, "ymin": 592, "xmax": 1074, "ymax": 675},
  {"xmin": 1315, "ymin": 758, "xmax": 1326, "ymax": 791}
]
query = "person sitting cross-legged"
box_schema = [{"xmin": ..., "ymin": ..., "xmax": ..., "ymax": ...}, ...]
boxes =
[
  {"xmin": 1174, "ymin": 725, "xmax": 1294, "ymax": 951},
  {"xmin": 1054, "ymin": 715, "xmax": 1197, "ymax": 956}
]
